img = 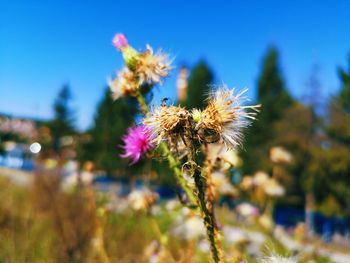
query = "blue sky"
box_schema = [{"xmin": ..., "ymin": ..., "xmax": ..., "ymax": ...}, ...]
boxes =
[{"xmin": 1, "ymin": 0, "xmax": 349, "ymax": 129}]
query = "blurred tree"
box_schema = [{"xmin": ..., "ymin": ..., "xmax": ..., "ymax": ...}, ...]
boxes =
[
  {"xmin": 337, "ymin": 57, "xmax": 350, "ymax": 113},
  {"xmin": 183, "ymin": 60, "xmax": 214, "ymax": 109},
  {"xmin": 328, "ymin": 103, "xmax": 350, "ymax": 146},
  {"xmin": 304, "ymin": 57, "xmax": 350, "ymax": 215},
  {"xmin": 0, "ymin": 140, "xmax": 3, "ymax": 155},
  {"xmin": 306, "ymin": 147, "xmax": 350, "ymax": 215},
  {"xmin": 303, "ymin": 63, "xmax": 324, "ymax": 116},
  {"xmin": 328, "ymin": 57, "xmax": 350, "ymax": 144},
  {"xmin": 49, "ymin": 84, "xmax": 76, "ymax": 152},
  {"xmin": 273, "ymin": 65, "xmax": 324, "ymax": 206},
  {"xmin": 274, "ymin": 103, "xmax": 317, "ymax": 205},
  {"xmin": 257, "ymin": 47, "xmax": 293, "ymax": 116},
  {"xmin": 241, "ymin": 46, "xmax": 294, "ymax": 174},
  {"xmin": 78, "ymin": 88, "xmax": 137, "ymax": 175}
]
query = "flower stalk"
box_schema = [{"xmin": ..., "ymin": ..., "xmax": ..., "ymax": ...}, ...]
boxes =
[
  {"xmin": 191, "ymin": 162, "xmax": 223, "ymax": 263},
  {"xmin": 159, "ymin": 142, "xmax": 197, "ymax": 207},
  {"xmin": 187, "ymin": 146, "xmax": 223, "ymax": 263},
  {"xmin": 204, "ymin": 144, "xmax": 216, "ymax": 214},
  {"xmin": 136, "ymin": 92, "xmax": 149, "ymax": 116}
]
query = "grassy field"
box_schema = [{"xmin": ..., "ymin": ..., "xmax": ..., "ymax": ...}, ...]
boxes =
[{"xmin": 0, "ymin": 173, "xmax": 337, "ymax": 263}]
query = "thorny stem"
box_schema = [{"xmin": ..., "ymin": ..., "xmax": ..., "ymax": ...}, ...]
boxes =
[
  {"xmin": 135, "ymin": 92, "xmax": 197, "ymax": 207},
  {"xmin": 193, "ymin": 166, "xmax": 223, "ymax": 263},
  {"xmin": 204, "ymin": 145, "xmax": 224, "ymax": 262},
  {"xmin": 159, "ymin": 143, "xmax": 197, "ymax": 207},
  {"xmin": 188, "ymin": 149, "xmax": 223, "ymax": 263},
  {"xmin": 204, "ymin": 145, "xmax": 216, "ymax": 214}
]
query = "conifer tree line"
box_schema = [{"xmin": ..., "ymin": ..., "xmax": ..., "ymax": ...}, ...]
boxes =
[{"xmin": 45, "ymin": 48, "xmax": 350, "ymax": 215}]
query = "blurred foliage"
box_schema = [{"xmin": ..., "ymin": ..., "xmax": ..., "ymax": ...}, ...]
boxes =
[
  {"xmin": 303, "ymin": 58, "xmax": 350, "ymax": 215},
  {"xmin": 240, "ymin": 48, "xmax": 350, "ymax": 215},
  {"xmin": 273, "ymin": 103, "xmax": 317, "ymax": 205},
  {"xmin": 0, "ymin": 132, "xmax": 25, "ymax": 144},
  {"xmin": 0, "ymin": 176, "xmax": 56, "ymax": 262},
  {"xmin": 32, "ymin": 171, "xmax": 97, "ymax": 262},
  {"xmin": 48, "ymin": 84, "xmax": 77, "ymax": 152},
  {"xmin": 337, "ymin": 57, "xmax": 350, "ymax": 113},
  {"xmin": 306, "ymin": 145, "xmax": 350, "ymax": 215},
  {"xmin": 0, "ymin": 176, "xmax": 192, "ymax": 262},
  {"xmin": 241, "ymin": 46, "xmax": 294, "ymax": 175},
  {"xmin": 77, "ymin": 88, "xmax": 138, "ymax": 175},
  {"xmin": 328, "ymin": 101, "xmax": 350, "ymax": 145},
  {"xmin": 184, "ymin": 60, "xmax": 214, "ymax": 109}
]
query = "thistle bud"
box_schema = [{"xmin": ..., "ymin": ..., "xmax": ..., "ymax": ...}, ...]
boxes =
[
  {"xmin": 112, "ymin": 33, "xmax": 139, "ymax": 70},
  {"xmin": 112, "ymin": 33, "xmax": 129, "ymax": 50},
  {"xmin": 191, "ymin": 109, "xmax": 202, "ymax": 124}
]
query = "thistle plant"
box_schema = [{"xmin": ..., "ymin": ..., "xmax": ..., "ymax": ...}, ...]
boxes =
[
  {"xmin": 111, "ymin": 33, "xmax": 196, "ymax": 206},
  {"xmin": 110, "ymin": 33, "xmax": 260, "ymax": 262}
]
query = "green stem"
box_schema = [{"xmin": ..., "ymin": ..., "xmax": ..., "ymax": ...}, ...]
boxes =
[
  {"xmin": 159, "ymin": 143, "xmax": 197, "ymax": 207},
  {"xmin": 187, "ymin": 146, "xmax": 223, "ymax": 262},
  {"xmin": 192, "ymin": 166, "xmax": 223, "ymax": 263},
  {"xmin": 135, "ymin": 91, "xmax": 148, "ymax": 115}
]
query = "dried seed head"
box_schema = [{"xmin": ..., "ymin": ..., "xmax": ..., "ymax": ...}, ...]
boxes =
[
  {"xmin": 198, "ymin": 87, "xmax": 260, "ymax": 149},
  {"xmin": 135, "ymin": 45, "xmax": 171, "ymax": 85},
  {"xmin": 143, "ymin": 105, "xmax": 191, "ymax": 147},
  {"xmin": 108, "ymin": 67, "xmax": 139, "ymax": 100},
  {"xmin": 111, "ymin": 34, "xmax": 172, "ymax": 99}
]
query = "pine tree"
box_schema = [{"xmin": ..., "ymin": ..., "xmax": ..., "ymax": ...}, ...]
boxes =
[
  {"xmin": 328, "ymin": 57, "xmax": 350, "ymax": 145},
  {"xmin": 338, "ymin": 57, "xmax": 350, "ymax": 113},
  {"xmin": 78, "ymin": 88, "xmax": 137, "ymax": 175},
  {"xmin": 49, "ymin": 84, "xmax": 76, "ymax": 152},
  {"xmin": 272, "ymin": 65, "xmax": 325, "ymax": 209},
  {"xmin": 241, "ymin": 46, "xmax": 293, "ymax": 174},
  {"xmin": 257, "ymin": 47, "xmax": 293, "ymax": 123},
  {"xmin": 184, "ymin": 60, "xmax": 214, "ymax": 109}
]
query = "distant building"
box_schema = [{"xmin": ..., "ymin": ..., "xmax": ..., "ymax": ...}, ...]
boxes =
[
  {"xmin": 0, "ymin": 114, "xmax": 44, "ymax": 170},
  {"xmin": 0, "ymin": 113, "xmax": 40, "ymax": 139}
]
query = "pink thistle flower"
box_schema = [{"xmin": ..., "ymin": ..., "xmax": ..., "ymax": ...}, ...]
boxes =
[
  {"xmin": 112, "ymin": 33, "xmax": 129, "ymax": 51},
  {"xmin": 120, "ymin": 125, "xmax": 154, "ymax": 165}
]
